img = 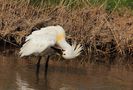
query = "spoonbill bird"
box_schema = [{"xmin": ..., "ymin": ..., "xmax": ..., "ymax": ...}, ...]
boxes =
[{"xmin": 19, "ymin": 25, "xmax": 82, "ymax": 75}]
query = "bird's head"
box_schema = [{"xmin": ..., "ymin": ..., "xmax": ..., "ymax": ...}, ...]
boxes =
[{"xmin": 62, "ymin": 42, "xmax": 83, "ymax": 59}]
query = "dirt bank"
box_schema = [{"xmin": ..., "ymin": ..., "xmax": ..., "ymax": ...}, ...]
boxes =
[{"xmin": 0, "ymin": 0, "xmax": 133, "ymax": 56}]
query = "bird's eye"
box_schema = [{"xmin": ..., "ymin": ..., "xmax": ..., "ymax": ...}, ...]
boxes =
[
  {"xmin": 63, "ymin": 53, "xmax": 66, "ymax": 55},
  {"xmin": 62, "ymin": 49, "xmax": 65, "ymax": 51}
]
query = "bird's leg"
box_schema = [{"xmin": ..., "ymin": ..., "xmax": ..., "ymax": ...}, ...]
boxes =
[
  {"xmin": 36, "ymin": 56, "xmax": 42, "ymax": 80},
  {"xmin": 45, "ymin": 55, "xmax": 50, "ymax": 76}
]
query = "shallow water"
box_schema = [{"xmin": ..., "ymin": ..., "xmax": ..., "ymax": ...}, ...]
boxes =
[{"xmin": 0, "ymin": 54, "xmax": 133, "ymax": 90}]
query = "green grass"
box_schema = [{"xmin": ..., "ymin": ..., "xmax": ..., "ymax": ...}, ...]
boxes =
[
  {"xmin": 89, "ymin": 0, "xmax": 133, "ymax": 10},
  {"xmin": 29, "ymin": 0, "xmax": 133, "ymax": 11}
]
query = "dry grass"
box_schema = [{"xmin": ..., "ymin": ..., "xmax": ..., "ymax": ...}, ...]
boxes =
[{"xmin": 1, "ymin": 0, "xmax": 133, "ymax": 56}]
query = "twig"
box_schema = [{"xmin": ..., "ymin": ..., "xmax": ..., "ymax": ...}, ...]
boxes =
[
  {"xmin": 0, "ymin": 37, "xmax": 20, "ymax": 47},
  {"xmin": 104, "ymin": 17, "xmax": 123, "ymax": 54}
]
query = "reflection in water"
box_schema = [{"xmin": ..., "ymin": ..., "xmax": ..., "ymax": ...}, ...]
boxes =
[
  {"xmin": 0, "ymin": 54, "xmax": 133, "ymax": 90},
  {"xmin": 16, "ymin": 73, "xmax": 35, "ymax": 90}
]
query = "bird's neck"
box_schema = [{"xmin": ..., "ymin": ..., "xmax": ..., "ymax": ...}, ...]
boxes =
[{"xmin": 57, "ymin": 40, "xmax": 71, "ymax": 50}]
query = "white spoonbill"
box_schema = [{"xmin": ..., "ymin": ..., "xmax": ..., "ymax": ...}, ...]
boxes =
[{"xmin": 19, "ymin": 25, "xmax": 82, "ymax": 75}]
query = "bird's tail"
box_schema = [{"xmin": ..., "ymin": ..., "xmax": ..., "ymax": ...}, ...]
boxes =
[
  {"xmin": 71, "ymin": 42, "xmax": 83, "ymax": 57},
  {"xmin": 19, "ymin": 41, "xmax": 33, "ymax": 57}
]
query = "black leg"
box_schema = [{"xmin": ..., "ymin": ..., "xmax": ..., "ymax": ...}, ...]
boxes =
[
  {"xmin": 45, "ymin": 55, "xmax": 50, "ymax": 76},
  {"xmin": 36, "ymin": 56, "xmax": 42, "ymax": 81}
]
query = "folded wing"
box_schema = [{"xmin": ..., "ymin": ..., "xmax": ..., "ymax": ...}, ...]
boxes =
[{"xmin": 19, "ymin": 28, "xmax": 56, "ymax": 57}]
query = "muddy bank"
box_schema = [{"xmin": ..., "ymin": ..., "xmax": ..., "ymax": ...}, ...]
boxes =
[{"xmin": 0, "ymin": 0, "xmax": 133, "ymax": 57}]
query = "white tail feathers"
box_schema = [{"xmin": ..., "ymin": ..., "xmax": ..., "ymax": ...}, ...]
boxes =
[
  {"xmin": 19, "ymin": 41, "xmax": 34, "ymax": 57},
  {"xmin": 71, "ymin": 42, "xmax": 83, "ymax": 57}
]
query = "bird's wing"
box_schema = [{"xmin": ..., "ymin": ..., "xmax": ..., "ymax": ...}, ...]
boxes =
[{"xmin": 19, "ymin": 29, "xmax": 57, "ymax": 57}]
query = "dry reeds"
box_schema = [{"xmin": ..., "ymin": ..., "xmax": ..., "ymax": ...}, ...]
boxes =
[{"xmin": 1, "ymin": 0, "xmax": 133, "ymax": 56}]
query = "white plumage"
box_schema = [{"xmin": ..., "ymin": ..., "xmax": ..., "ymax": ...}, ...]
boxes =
[{"xmin": 19, "ymin": 25, "xmax": 82, "ymax": 59}]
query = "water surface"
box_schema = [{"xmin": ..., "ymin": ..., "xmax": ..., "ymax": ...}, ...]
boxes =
[{"xmin": 0, "ymin": 54, "xmax": 133, "ymax": 90}]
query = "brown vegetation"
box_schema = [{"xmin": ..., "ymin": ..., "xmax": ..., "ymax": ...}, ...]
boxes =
[{"xmin": 0, "ymin": 0, "xmax": 133, "ymax": 56}]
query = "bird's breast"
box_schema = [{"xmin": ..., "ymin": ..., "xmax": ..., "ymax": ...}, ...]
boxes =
[{"xmin": 56, "ymin": 33, "xmax": 65, "ymax": 43}]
